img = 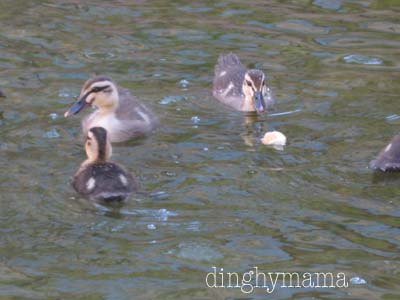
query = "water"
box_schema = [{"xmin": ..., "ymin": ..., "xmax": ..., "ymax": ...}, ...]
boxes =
[{"xmin": 0, "ymin": 1, "xmax": 399, "ymax": 299}]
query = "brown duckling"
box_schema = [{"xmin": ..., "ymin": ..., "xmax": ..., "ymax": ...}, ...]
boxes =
[
  {"xmin": 73, "ymin": 127, "xmax": 137, "ymax": 202},
  {"xmin": 370, "ymin": 135, "xmax": 400, "ymax": 172},
  {"xmin": 212, "ymin": 53, "xmax": 274, "ymax": 113},
  {"xmin": 65, "ymin": 76, "xmax": 158, "ymax": 143}
]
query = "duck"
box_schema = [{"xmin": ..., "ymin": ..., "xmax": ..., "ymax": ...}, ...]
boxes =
[
  {"xmin": 64, "ymin": 76, "xmax": 159, "ymax": 143},
  {"xmin": 73, "ymin": 126, "xmax": 137, "ymax": 202},
  {"xmin": 212, "ymin": 53, "xmax": 274, "ymax": 113},
  {"xmin": 369, "ymin": 135, "xmax": 400, "ymax": 172}
]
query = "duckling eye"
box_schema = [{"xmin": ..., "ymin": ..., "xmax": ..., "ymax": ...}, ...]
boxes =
[{"xmin": 246, "ymin": 81, "xmax": 252, "ymax": 87}]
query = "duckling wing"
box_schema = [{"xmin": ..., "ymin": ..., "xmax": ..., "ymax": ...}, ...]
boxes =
[
  {"xmin": 214, "ymin": 53, "xmax": 245, "ymax": 76},
  {"xmin": 73, "ymin": 163, "xmax": 137, "ymax": 201},
  {"xmin": 213, "ymin": 54, "xmax": 247, "ymax": 110},
  {"xmin": 213, "ymin": 67, "xmax": 247, "ymax": 110},
  {"xmin": 112, "ymin": 87, "xmax": 159, "ymax": 141},
  {"xmin": 116, "ymin": 87, "xmax": 157, "ymax": 122}
]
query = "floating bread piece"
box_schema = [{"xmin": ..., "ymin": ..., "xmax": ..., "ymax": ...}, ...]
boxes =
[{"xmin": 262, "ymin": 131, "xmax": 287, "ymax": 147}]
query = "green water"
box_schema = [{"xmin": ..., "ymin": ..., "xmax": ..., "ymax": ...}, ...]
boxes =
[{"xmin": 0, "ymin": 1, "xmax": 399, "ymax": 299}]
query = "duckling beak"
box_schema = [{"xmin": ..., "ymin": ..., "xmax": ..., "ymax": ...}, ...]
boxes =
[
  {"xmin": 254, "ymin": 92, "xmax": 265, "ymax": 113},
  {"xmin": 64, "ymin": 95, "xmax": 89, "ymax": 117}
]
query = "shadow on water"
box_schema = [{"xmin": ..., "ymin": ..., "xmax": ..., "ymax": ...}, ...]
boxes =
[{"xmin": 371, "ymin": 170, "xmax": 400, "ymax": 184}]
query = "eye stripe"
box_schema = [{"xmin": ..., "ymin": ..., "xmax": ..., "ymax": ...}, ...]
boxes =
[{"xmin": 89, "ymin": 85, "xmax": 110, "ymax": 93}]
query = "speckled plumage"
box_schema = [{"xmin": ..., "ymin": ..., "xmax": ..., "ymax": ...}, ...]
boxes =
[{"xmin": 73, "ymin": 162, "xmax": 137, "ymax": 202}]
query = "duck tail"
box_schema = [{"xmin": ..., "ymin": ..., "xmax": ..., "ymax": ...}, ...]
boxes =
[{"xmin": 215, "ymin": 53, "xmax": 243, "ymax": 75}]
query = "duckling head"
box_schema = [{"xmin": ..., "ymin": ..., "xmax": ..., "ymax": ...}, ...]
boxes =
[
  {"xmin": 85, "ymin": 127, "xmax": 113, "ymax": 163},
  {"xmin": 65, "ymin": 76, "xmax": 119, "ymax": 117},
  {"xmin": 242, "ymin": 70, "xmax": 268, "ymax": 113}
]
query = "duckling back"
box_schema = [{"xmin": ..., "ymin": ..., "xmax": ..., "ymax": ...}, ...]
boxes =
[
  {"xmin": 73, "ymin": 162, "xmax": 137, "ymax": 202},
  {"xmin": 213, "ymin": 54, "xmax": 248, "ymax": 110},
  {"xmin": 214, "ymin": 53, "xmax": 245, "ymax": 76}
]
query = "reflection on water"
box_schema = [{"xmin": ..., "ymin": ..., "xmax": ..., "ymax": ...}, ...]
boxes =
[{"xmin": 0, "ymin": 0, "xmax": 400, "ymax": 299}]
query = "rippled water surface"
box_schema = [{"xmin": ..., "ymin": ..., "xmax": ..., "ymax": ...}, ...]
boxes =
[{"xmin": 1, "ymin": 1, "xmax": 400, "ymax": 299}]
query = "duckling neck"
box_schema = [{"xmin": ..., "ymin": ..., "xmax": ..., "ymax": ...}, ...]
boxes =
[
  {"xmin": 241, "ymin": 95, "xmax": 255, "ymax": 111},
  {"xmin": 84, "ymin": 146, "xmax": 109, "ymax": 165},
  {"xmin": 95, "ymin": 158, "xmax": 107, "ymax": 164},
  {"xmin": 86, "ymin": 156, "xmax": 107, "ymax": 165},
  {"xmin": 98, "ymin": 105, "xmax": 118, "ymax": 115}
]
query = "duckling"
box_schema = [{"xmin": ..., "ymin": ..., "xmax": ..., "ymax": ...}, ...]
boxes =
[
  {"xmin": 213, "ymin": 53, "xmax": 274, "ymax": 113},
  {"xmin": 73, "ymin": 127, "xmax": 137, "ymax": 202},
  {"xmin": 369, "ymin": 135, "xmax": 400, "ymax": 172},
  {"xmin": 64, "ymin": 76, "xmax": 158, "ymax": 143}
]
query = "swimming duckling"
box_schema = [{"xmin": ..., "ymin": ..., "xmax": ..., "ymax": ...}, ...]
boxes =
[
  {"xmin": 370, "ymin": 135, "xmax": 400, "ymax": 172},
  {"xmin": 213, "ymin": 53, "xmax": 274, "ymax": 113},
  {"xmin": 65, "ymin": 76, "xmax": 158, "ymax": 143},
  {"xmin": 73, "ymin": 127, "xmax": 137, "ymax": 202}
]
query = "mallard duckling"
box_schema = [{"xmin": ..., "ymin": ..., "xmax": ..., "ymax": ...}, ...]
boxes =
[
  {"xmin": 370, "ymin": 135, "xmax": 400, "ymax": 172},
  {"xmin": 73, "ymin": 127, "xmax": 137, "ymax": 202},
  {"xmin": 64, "ymin": 76, "xmax": 158, "ymax": 143},
  {"xmin": 213, "ymin": 53, "xmax": 274, "ymax": 113}
]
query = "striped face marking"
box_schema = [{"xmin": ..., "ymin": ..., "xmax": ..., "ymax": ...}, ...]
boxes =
[
  {"xmin": 64, "ymin": 77, "xmax": 116, "ymax": 118},
  {"xmin": 244, "ymin": 72, "xmax": 265, "ymax": 91},
  {"xmin": 85, "ymin": 127, "xmax": 111, "ymax": 162},
  {"xmin": 243, "ymin": 70, "xmax": 267, "ymax": 112},
  {"xmin": 85, "ymin": 131, "xmax": 99, "ymax": 162}
]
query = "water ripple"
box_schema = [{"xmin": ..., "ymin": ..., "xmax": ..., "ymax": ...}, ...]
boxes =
[{"xmin": 249, "ymin": 19, "xmax": 330, "ymax": 34}]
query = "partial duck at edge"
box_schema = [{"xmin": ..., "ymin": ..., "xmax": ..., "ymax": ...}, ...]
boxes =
[{"xmin": 370, "ymin": 134, "xmax": 400, "ymax": 172}]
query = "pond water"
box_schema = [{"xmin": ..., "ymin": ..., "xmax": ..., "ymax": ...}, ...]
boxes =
[{"xmin": 0, "ymin": 1, "xmax": 399, "ymax": 299}]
